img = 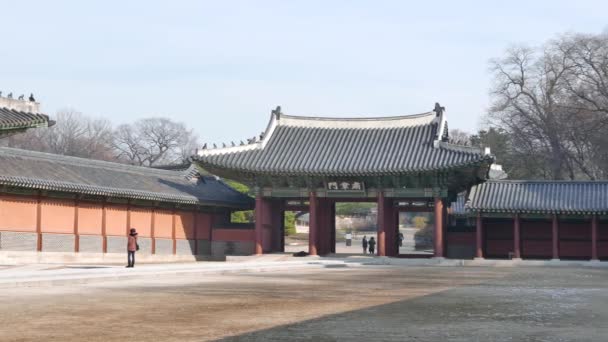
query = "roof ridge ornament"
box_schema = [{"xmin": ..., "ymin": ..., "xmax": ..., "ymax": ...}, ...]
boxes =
[
  {"xmin": 432, "ymin": 102, "xmax": 448, "ymax": 148},
  {"xmin": 434, "ymin": 102, "xmax": 445, "ymax": 117},
  {"xmin": 272, "ymin": 105, "xmax": 282, "ymax": 120}
]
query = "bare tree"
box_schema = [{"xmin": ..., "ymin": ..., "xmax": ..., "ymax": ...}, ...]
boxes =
[
  {"xmin": 7, "ymin": 108, "xmax": 115, "ymax": 160},
  {"xmin": 112, "ymin": 118, "xmax": 198, "ymax": 166},
  {"xmin": 562, "ymin": 33, "xmax": 608, "ymax": 114},
  {"xmin": 448, "ymin": 129, "xmax": 472, "ymax": 145},
  {"xmin": 488, "ymin": 44, "xmax": 575, "ymax": 179},
  {"xmin": 487, "ymin": 32, "xmax": 608, "ymax": 180},
  {"xmin": 7, "ymin": 108, "xmax": 200, "ymax": 167},
  {"xmin": 112, "ymin": 124, "xmax": 146, "ymax": 165}
]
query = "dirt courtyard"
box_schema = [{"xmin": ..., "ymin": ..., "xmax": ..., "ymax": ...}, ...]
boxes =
[{"xmin": 1, "ymin": 265, "xmax": 607, "ymax": 341}]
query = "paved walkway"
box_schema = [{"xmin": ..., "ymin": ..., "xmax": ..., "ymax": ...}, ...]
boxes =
[
  {"xmin": 0, "ymin": 256, "xmax": 354, "ymax": 288},
  {"xmin": 1, "ymin": 254, "xmax": 606, "ymax": 288}
]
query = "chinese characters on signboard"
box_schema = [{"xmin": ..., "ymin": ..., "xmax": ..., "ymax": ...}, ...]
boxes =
[{"xmin": 326, "ymin": 181, "xmax": 365, "ymax": 191}]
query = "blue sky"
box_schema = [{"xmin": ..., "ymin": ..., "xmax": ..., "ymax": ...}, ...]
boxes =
[{"xmin": 2, "ymin": 0, "xmax": 607, "ymax": 144}]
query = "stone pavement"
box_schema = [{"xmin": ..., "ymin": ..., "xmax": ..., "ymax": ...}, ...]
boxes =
[
  {"xmin": 1, "ymin": 254, "xmax": 606, "ymax": 288},
  {"xmin": 0, "ymin": 256, "xmax": 354, "ymax": 288},
  {"xmin": 2, "ymin": 265, "xmax": 607, "ymax": 341}
]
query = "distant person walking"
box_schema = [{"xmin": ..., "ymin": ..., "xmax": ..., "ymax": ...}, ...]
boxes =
[
  {"xmin": 362, "ymin": 235, "xmax": 368, "ymax": 254},
  {"xmin": 368, "ymin": 236, "xmax": 376, "ymax": 255},
  {"xmin": 127, "ymin": 228, "xmax": 138, "ymax": 268}
]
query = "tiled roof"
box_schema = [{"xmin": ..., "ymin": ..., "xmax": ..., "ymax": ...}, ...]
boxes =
[
  {"xmin": 0, "ymin": 148, "xmax": 253, "ymax": 208},
  {"xmin": 466, "ymin": 180, "xmax": 608, "ymax": 214},
  {"xmin": 0, "ymin": 107, "xmax": 53, "ymax": 135},
  {"xmin": 195, "ymin": 110, "xmax": 493, "ymax": 176}
]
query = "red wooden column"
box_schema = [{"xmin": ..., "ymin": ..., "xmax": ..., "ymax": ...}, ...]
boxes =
[
  {"xmin": 308, "ymin": 191, "xmax": 319, "ymax": 256},
  {"xmin": 552, "ymin": 214, "xmax": 559, "ymax": 260},
  {"xmin": 381, "ymin": 196, "xmax": 397, "ymax": 257},
  {"xmin": 270, "ymin": 200, "xmax": 284, "ymax": 253},
  {"xmin": 254, "ymin": 194, "xmax": 265, "ymax": 255},
  {"xmin": 377, "ymin": 191, "xmax": 387, "ymax": 256},
  {"xmin": 433, "ymin": 197, "xmax": 444, "ymax": 258},
  {"xmin": 151, "ymin": 209, "xmax": 156, "ymax": 254},
  {"xmin": 316, "ymin": 198, "xmax": 326, "ymax": 255},
  {"xmin": 193, "ymin": 211, "xmax": 198, "ymax": 255},
  {"xmin": 171, "ymin": 209, "xmax": 177, "ymax": 255},
  {"xmin": 386, "ymin": 201, "xmax": 397, "ymax": 257},
  {"xmin": 592, "ymin": 214, "xmax": 599, "ymax": 261},
  {"xmin": 513, "ymin": 213, "xmax": 521, "ymax": 259},
  {"xmin": 74, "ymin": 199, "xmax": 80, "ymax": 253},
  {"xmin": 442, "ymin": 203, "xmax": 448, "ymax": 257},
  {"xmin": 36, "ymin": 191, "xmax": 42, "ymax": 252},
  {"xmin": 126, "ymin": 202, "xmax": 131, "ymax": 236},
  {"xmin": 101, "ymin": 201, "xmax": 107, "ymax": 253},
  {"xmin": 330, "ymin": 202, "xmax": 336, "ymax": 254},
  {"xmin": 318, "ymin": 198, "xmax": 333, "ymax": 255},
  {"xmin": 475, "ymin": 212, "xmax": 483, "ymax": 259}
]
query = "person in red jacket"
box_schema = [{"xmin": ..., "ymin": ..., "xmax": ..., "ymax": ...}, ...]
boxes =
[{"xmin": 127, "ymin": 228, "xmax": 138, "ymax": 268}]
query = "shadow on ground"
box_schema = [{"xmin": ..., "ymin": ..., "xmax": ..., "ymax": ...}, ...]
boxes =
[{"xmin": 219, "ymin": 268, "xmax": 608, "ymax": 342}]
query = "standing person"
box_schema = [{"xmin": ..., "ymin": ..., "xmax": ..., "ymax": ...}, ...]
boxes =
[
  {"xmin": 127, "ymin": 228, "xmax": 138, "ymax": 268},
  {"xmin": 362, "ymin": 235, "xmax": 368, "ymax": 254},
  {"xmin": 368, "ymin": 236, "xmax": 376, "ymax": 255}
]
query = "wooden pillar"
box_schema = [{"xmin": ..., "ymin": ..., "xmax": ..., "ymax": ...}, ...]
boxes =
[
  {"xmin": 172, "ymin": 209, "xmax": 177, "ymax": 255},
  {"xmin": 381, "ymin": 194, "xmax": 397, "ymax": 257},
  {"xmin": 326, "ymin": 199, "xmax": 334, "ymax": 255},
  {"xmin": 126, "ymin": 202, "xmax": 131, "ymax": 236},
  {"xmin": 317, "ymin": 198, "xmax": 326, "ymax": 255},
  {"xmin": 442, "ymin": 203, "xmax": 448, "ymax": 257},
  {"xmin": 513, "ymin": 213, "xmax": 521, "ymax": 259},
  {"xmin": 271, "ymin": 201, "xmax": 284, "ymax": 253},
  {"xmin": 380, "ymin": 193, "xmax": 398, "ymax": 257},
  {"xmin": 209, "ymin": 212, "xmax": 213, "ymax": 242},
  {"xmin": 475, "ymin": 212, "xmax": 483, "ymax": 259},
  {"xmin": 308, "ymin": 191, "xmax": 319, "ymax": 256},
  {"xmin": 74, "ymin": 199, "xmax": 80, "ymax": 253},
  {"xmin": 151, "ymin": 209, "xmax": 156, "ymax": 254},
  {"xmin": 277, "ymin": 210, "xmax": 284, "ymax": 253},
  {"xmin": 280, "ymin": 209, "xmax": 286, "ymax": 253},
  {"xmin": 433, "ymin": 197, "xmax": 444, "ymax": 258},
  {"xmin": 193, "ymin": 211, "xmax": 199, "ymax": 255},
  {"xmin": 36, "ymin": 192, "xmax": 42, "ymax": 252},
  {"xmin": 592, "ymin": 214, "xmax": 599, "ymax": 261},
  {"xmin": 377, "ymin": 191, "xmax": 387, "ymax": 256},
  {"xmin": 101, "ymin": 201, "xmax": 107, "ymax": 253},
  {"xmin": 393, "ymin": 208, "xmax": 400, "ymax": 257},
  {"xmin": 254, "ymin": 194, "xmax": 264, "ymax": 255},
  {"xmin": 552, "ymin": 214, "xmax": 559, "ymax": 260},
  {"xmin": 323, "ymin": 198, "xmax": 335, "ymax": 255},
  {"xmin": 330, "ymin": 202, "xmax": 336, "ymax": 254}
]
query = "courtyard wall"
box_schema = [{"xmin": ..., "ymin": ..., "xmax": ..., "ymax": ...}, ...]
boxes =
[{"xmin": 0, "ymin": 193, "xmax": 255, "ymax": 263}]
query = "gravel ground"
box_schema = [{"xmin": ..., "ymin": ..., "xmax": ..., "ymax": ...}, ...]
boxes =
[{"xmin": 0, "ymin": 265, "xmax": 606, "ymax": 341}]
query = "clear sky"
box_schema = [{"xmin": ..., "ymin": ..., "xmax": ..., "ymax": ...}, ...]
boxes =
[{"xmin": 2, "ymin": 1, "xmax": 607, "ymax": 144}]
